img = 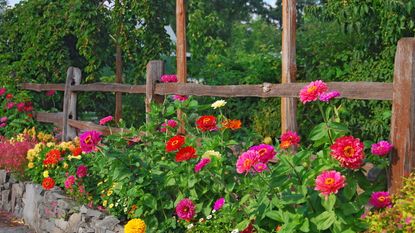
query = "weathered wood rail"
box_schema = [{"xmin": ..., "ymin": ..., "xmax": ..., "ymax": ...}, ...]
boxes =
[{"xmin": 20, "ymin": 38, "xmax": 415, "ymax": 194}]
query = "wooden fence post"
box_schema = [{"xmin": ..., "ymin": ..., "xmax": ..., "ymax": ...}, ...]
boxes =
[
  {"xmin": 390, "ymin": 38, "xmax": 415, "ymax": 193},
  {"xmin": 281, "ymin": 0, "xmax": 298, "ymax": 134},
  {"xmin": 145, "ymin": 60, "xmax": 165, "ymax": 123},
  {"xmin": 62, "ymin": 67, "xmax": 81, "ymax": 141}
]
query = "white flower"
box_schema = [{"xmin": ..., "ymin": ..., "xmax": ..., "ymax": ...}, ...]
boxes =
[
  {"xmin": 231, "ymin": 229, "xmax": 239, "ymax": 233},
  {"xmin": 207, "ymin": 215, "xmax": 213, "ymax": 220},
  {"xmin": 211, "ymin": 100, "xmax": 227, "ymax": 109},
  {"xmin": 199, "ymin": 218, "xmax": 205, "ymax": 223},
  {"xmin": 202, "ymin": 150, "xmax": 222, "ymax": 159},
  {"xmin": 187, "ymin": 223, "xmax": 194, "ymax": 229},
  {"xmin": 212, "ymin": 209, "xmax": 216, "ymax": 214}
]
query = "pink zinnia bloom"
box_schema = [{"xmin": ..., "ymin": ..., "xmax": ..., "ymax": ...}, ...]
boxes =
[
  {"xmin": 319, "ymin": 91, "xmax": 341, "ymax": 102},
  {"xmin": 0, "ymin": 87, "xmax": 6, "ymax": 96},
  {"xmin": 249, "ymin": 144, "xmax": 276, "ymax": 163},
  {"xmin": 76, "ymin": 165, "xmax": 88, "ymax": 178},
  {"xmin": 6, "ymin": 102, "xmax": 14, "ymax": 109},
  {"xmin": 64, "ymin": 175, "xmax": 76, "ymax": 189},
  {"xmin": 371, "ymin": 141, "xmax": 393, "ymax": 157},
  {"xmin": 0, "ymin": 117, "xmax": 7, "ymax": 123},
  {"xmin": 213, "ymin": 197, "xmax": 225, "ymax": 211},
  {"xmin": 0, "ymin": 123, "xmax": 6, "ymax": 128},
  {"xmin": 16, "ymin": 102, "xmax": 25, "ymax": 112},
  {"xmin": 253, "ymin": 162, "xmax": 268, "ymax": 173},
  {"xmin": 236, "ymin": 150, "xmax": 259, "ymax": 174},
  {"xmin": 172, "ymin": 95, "xmax": 188, "ymax": 102},
  {"xmin": 99, "ymin": 116, "xmax": 113, "ymax": 125},
  {"xmin": 79, "ymin": 130, "xmax": 102, "ymax": 153},
  {"xmin": 45, "ymin": 90, "xmax": 56, "ymax": 96},
  {"xmin": 160, "ymin": 119, "xmax": 178, "ymax": 132},
  {"xmin": 280, "ymin": 131, "xmax": 301, "ymax": 149},
  {"xmin": 315, "ymin": 170, "xmax": 346, "ymax": 196},
  {"xmin": 194, "ymin": 158, "xmax": 211, "ymax": 172},
  {"xmin": 330, "ymin": 136, "xmax": 365, "ymax": 169},
  {"xmin": 176, "ymin": 198, "xmax": 196, "ymax": 221},
  {"xmin": 299, "ymin": 80, "xmax": 328, "ymax": 104},
  {"xmin": 369, "ymin": 191, "xmax": 391, "ymax": 208},
  {"xmin": 160, "ymin": 74, "xmax": 178, "ymax": 83}
]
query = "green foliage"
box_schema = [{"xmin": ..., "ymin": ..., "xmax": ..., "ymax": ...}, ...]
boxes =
[{"xmin": 365, "ymin": 173, "xmax": 415, "ymax": 232}]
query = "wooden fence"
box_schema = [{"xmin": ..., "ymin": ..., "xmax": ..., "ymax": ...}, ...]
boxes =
[{"xmin": 20, "ymin": 38, "xmax": 415, "ymax": 194}]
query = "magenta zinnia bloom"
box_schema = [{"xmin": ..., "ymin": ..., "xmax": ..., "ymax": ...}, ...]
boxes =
[
  {"xmin": 249, "ymin": 144, "xmax": 276, "ymax": 163},
  {"xmin": 194, "ymin": 158, "xmax": 211, "ymax": 173},
  {"xmin": 0, "ymin": 87, "xmax": 6, "ymax": 96},
  {"xmin": 6, "ymin": 102, "xmax": 14, "ymax": 109},
  {"xmin": 371, "ymin": 141, "xmax": 393, "ymax": 157},
  {"xmin": 160, "ymin": 119, "xmax": 178, "ymax": 132},
  {"xmin": 0, "ymin": 117, "xmax": 7, "ymax": 123},
  {"xmin": 315, "ymin": 170, "xmax": 346, "ymax": 196},
  {"xmin": 330, "ymin": 136, "xmax": 365, "ymax": 169},
  {"xmin": 280, "ymin": 130, "xmax": 301, "ymax": 149},
  {"xmin": 213, "ymin": 197, "xmax": 225, "ymax": 211},
  {"xmin": 99, "ymin": 116, "xmax": 113, "ymax": 125},
  {"xmin": 253, "ymin": 162, "xmax": 268, "ymax": 173},
  {"xmin": 236, "ymin": 150, "xmax": 259, "ymax": 174},
  {"xmin": 299, "ymin": 80, "xmax": 328, "ymax": 104},
  {"xmin": 16, "ymin": 102, "xmax": 25, "ymax": 112},
  {"xmin": 319, "ymin": 91, "xmax": 340, "ymax": 102},
  {"xmin": 79, "ymin": 130, "xmax": 102, "ymax": 153},
  {"xmin": 76, "ymin": 165, "xmax": 88, "ymax": 178},
  {"xmin": 160, "ymin": 74, "xmax": 178, "ymax": 83},
  {"xmin": 64, "ymin": 175, "xmax": 76, "ymax": 189},
  {"xmin": 172, "ymin": 95, "xmax": 188, "ymax": 102},
  {"xmin": 176, "ymin": 198, "xmax": 196, "ymax": 221},
  {"xmin": 369, "ymin": 191, "xmax": 391, "ymax": 208}
]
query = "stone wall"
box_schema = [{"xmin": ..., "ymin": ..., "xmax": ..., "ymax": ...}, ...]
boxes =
[{"xmin": 0, "ymin": 170, "xmax": 124, "ymax": 233}]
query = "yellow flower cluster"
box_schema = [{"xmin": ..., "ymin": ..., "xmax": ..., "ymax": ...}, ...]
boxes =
[
  {"xmin": 27, "ymin": 143, "xmax": 45, "ymax": 168},
  {"xmin": 202, "ymin": 150, "xmax": 222, "ymax": 159},
  {"xmin": 124, "ymin": 218, "xmax": 146, "ymax": 233},
  {"xmin": 58, "ymin": 141, "xmax": 75, "ymax": 151},
  {"xmin": 37, "ymin": 132, "xmax": 54, "ymax": 142}
]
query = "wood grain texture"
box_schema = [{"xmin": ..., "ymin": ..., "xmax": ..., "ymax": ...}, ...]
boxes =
[
  {"xmin": 68, "ymin": 119, "xmax": 130, "ymax": 136},
  {"xmin": 145, "ymin": 61, "xmax": 164, "ymax": 123},
  {"xmin": 34, "ymin": 112, "xmax": 64, "ymax": 127},
  {"xmin": 281, "ymin": 0, "xmax": 298, "ymax": 133},
  {"xmin": 20, "ymin": 83, "xmax": 65, "ymax": 92},
  {"xmin": 115, "ymin": 44, "xmax": 123, "ymax": 122},
  {"xmin": 62, "ymin": 67, "xmax": 81, "ymax": 141},
  {"xmin": 176, "ymin": 0, "xmax": 187, "ymax": 83},
  {"xmin": 390, "ymin": 38, "xmax": 415, "ymax": 194}
]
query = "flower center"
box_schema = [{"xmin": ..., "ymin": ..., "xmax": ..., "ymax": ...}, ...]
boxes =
[
  {"xmin": 325, "ymin": 178, "xmax": 335, "ymax": 185},
  {"xmin": 84, "ymin": 135, "xmax": 92, "ymax": 144},
  {"xmin": 171, "ymin": 140, "xmax": 179, "ymax": 146},
  {"xmin": 243, "ymin": 159, "xmax": 252, "ymax": 168},
  {"xmin": 343, "ymin": 146, "xmax": 355, "ymax": 157},
  {"xmin": 203, "ymin": 118, "xmax": 211, "ymax": 124},
  {"xmin": 307, "ymin": 86, "xmax": 317, "ymax": 93},
  {"xmin": 258, "ymin": 148, "xmax": 267, "ymax": 156},
  {"xmin": 378, "ymin": 196, "xmax": 385, "ymax": 202},
  {"xmin": 183, "ymin": 207, "xmax": 189, "ymax": 213}
]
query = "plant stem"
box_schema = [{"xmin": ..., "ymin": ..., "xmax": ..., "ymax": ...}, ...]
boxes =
[{"xmin": 317, "ymin": 103, "xmax": 334, "ymax": 144}]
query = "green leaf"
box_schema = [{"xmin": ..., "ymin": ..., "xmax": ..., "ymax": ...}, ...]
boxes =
[
  {"xmin": 265, "ymin": 210, "xmax": 283, "ymax": 221},
  {"xmin": 309, "ymin": 123, "xmax": 327, "ymax": 141},
  {"xmin": 236, "ymin": 219, "xmax": 250, "ymax": 230},
  {"xmin": 341, "ymin": 202, "xmax": 361, "ymax": 216},
  {"xmin": 342, "ymin": 179, "xmax": 357, "ymax": 201},
  {"xmin": 299, "ymin": 218, "xmax": 310, "ymax": 232},
  {"xmin": 311, "ymin": 211, "xmax": 336, "ymax": 230},
  {"xmin": 321, "ymin": 194, "xmax": 336, "ymax": 211},
  {"xmin": 327, "ymin": 122, "xmax": 350, "ymax": 133},
  {"xmin": 281, "ymin": 193, "xmax": 306, "ymax": 205}
]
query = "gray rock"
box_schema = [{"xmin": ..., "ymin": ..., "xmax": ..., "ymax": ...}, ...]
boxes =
[
  {"xmin": 86, "ymin": 208, "xmax": 103, "ymax": 218},
  {"xmin": 114, "ymin": 225, "xmax": 124, "ymax": 233},
  {"xmin": 0, "ymin": 170, "xmax": 7, "ymax": 185},
  {"xmin": 23, "ymin": 184, "xmax": 43, "ymax": 233},
  {"xmin": 67, "ymin": 213, "xmax": 82, "ymax": 233},
  {"xmin": 54, "ymin": 218, "xmax": 69, "ymax": 231},
  {"xmin": 79, "ymin": 205, "xmax": 88, "ymax": 214},
  {"xmin": 78, "ymin": 226, "xmax": 95, "ymax": 233},
  {"xmin": 94, "ymin": 216, "xmax": 120, "ymax": 232},
  {"xmin": 2, "ymin": 190, "xmax": 10, "ymax": 210},
  {"xmin": 11, "ymin": 183, "xmax": 25, "ymax": 215}
]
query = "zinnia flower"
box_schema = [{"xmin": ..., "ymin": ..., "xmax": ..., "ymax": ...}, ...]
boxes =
[
  {"xmin": 314, "ymin": 170, "xmax": 346, "ymax": 196},
  {"xmin": 64, "ymin": 175, "xmax": 76, "ymax": 189},
  {"xmin": 330, "ymin": 136, "xmax": 365, "ymax": 169},
  {"xmin": 280, "ymin": 131, "xmax": 301, "ymax": 149},
  {"xmin": 160, "ymin": 119, "xmax": 178, "ymax": 132},
  {"xmin": 196, "ymin": 115, "xmax": 217, "ymax": 132},
  {"xmin": 172, "ymin": 95, "xmax": 188, "ymax": 102},
  {"xmin": 369, "ymin": 191, "xmax": 392, "ymax": 208},
  {"xmin": 194, "ymin": 158, "xmax": 211, "ymax": 172},
  {"xmin": 166, "ymin": 135, "xmax": 185, "ymax": 152},
  {"xmin": 319, "ymin": 91, "xmax": 340, "ymax": 102},
  {"xmin": 176, "ymin": 198, "xmax": 196, "ymax": 221},
  {"xmin": 160, "ymin": 74, "xmax": 178, "ymax": 83},
  {"xmin": 72, "ymin": 147, "xmax": 82, "ymax": 157},
  {"xmin": 43, "ymin": 149, "xmax": 61, "ymax": 165},
  {"xmin": 222, "ymin": 119, "xmax": 242, "ymax": 130},
  {"xmin": 211, "ymin": 100, "xmax": 227, "ymax": 109},
  {"xmin": 76, "ymin": 165, "xmax": 88, "ymax": 178},
  {"xmin": 249, "ymin": 144, "xmax": 276, "ymax": 163},
  {"xmin": 299, "ymin": 80, "xmax": 328, "ymax": 104},
  {"xmin": 176, "ymin": 146, "xmax": 197, "ymax": 162},
  {"xmin": 6, "ymin": 102, "xmax": 14, "ymax": 109},
  {"xmin": 99, "ymin": 116, "xmax": 113, "ymax": 125},
  {"xmin": 236, "ymin": 150, "xmax": 259, "ymax": 174},
  {"xmin": 253, "ymin": 162, "xmax": 268, "ymax": 173},
  {"xmin": 371, "ymin": 141, "xmax": 393, "ymax": 157},
  {"xmin": 42, "ymin": 177, "xmax": 55, "ymax": 190},
  {"xmin": 0, "ymin": 116, "xmax": 7, "ymax": 123},
  {"xmin": 16, "ymin": 102, "xmax": 25, "ymax": 112},
  {"xmin": 124, "ymin": 218, "xmax": 146, "ymax": 233},
  {"xmin": 213, "ymin": 197, "xmax": 225, "ymax": 211},
  {"xmin": 0, "ymin": 87, "xmax": 6, "ymax": 96},
  {"xmin": 202, "ymin": 150, "xmax": 221, "ymax": 159},
  {"xmin": 79, "ymin": 130, "xmax": 102, "ymax": 153},
  {"xmin": 5, "ymin": 93, "xmax": 13, "ymax": 99}
]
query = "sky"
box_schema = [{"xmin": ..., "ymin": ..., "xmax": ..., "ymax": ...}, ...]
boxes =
[{"xmin": 9, "ymin": 0, "xmax": 276, "ymax": 7}]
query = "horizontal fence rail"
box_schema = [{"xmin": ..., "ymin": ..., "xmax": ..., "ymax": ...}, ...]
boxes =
[{"xmin": 21, "ymin": 81, "xmax": 393, "ymax": 100}]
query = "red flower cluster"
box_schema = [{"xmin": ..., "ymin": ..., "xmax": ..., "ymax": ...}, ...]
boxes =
[
  {"xmin": 196, "ymin": 116, "xmax": 217, "ymax": 132},
  {"xmin": 16, "ymin": 102, "xmax": 33, "ymax": 112},
  {"xmin": 42, "ymin": 177, "xmax": 55, "ymax": 190},
  {"xmin": 222, "ymin": 119, "xmax": 242, "ymax": 130},
  {"xmin": 165, "ymin": 135, "xmax": 197, "ymax": 162},
  {"xmin": 165, "ymin": 135, "xmax": 185, "ymax": 152},
  {"xmin": 71, "ymin": 147, "xmax": 82, "ymax": 157},
  {"xmin": 43, "ymin": 149, "xmax": 61, "ymax": 166}
]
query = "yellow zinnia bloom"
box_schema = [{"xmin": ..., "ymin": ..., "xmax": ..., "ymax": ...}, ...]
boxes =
[
  {"xmin": 63, "ymin": 162, "xmax": 69, "ymax": 169},
  {"xmin": 28, "ymin": 162, "xmax": 34, "ymax": 169},
  {"xmin": 43, "ymin": 171, "xmax": 49, "ymax": 178},
  {"xmin": 109, "ymin": 203, "xmax": 114, "ymax": 209},
  {"xmin": 107, "ymin": 189, "xmax": 113, "ymax": 196},
  {"xmin": 103, "ymin": 200, "xmax": 108, "ymax": 207},
  {"xmin": 124, "ymin": 218, "xmax": 146, "ymax": 233}
]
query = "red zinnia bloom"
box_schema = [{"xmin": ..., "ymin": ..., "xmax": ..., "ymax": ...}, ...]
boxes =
[
  {"xmin": 280, "ymin": 131, "xmax": 301, "ymax": 149},
  {"xmin": 222, "ymin": 119, "xmax": 242, "ymax": 130},
  {"xmin": 196, "ymin": 115, "xmax": 217, "ymax": 132},
  {"xmin": 43, "ymin": 149, "xmax": 61, "ymax": 165},
  {"xmin": 5, "ymin": 93, "xmax": 13, "ymax": 99},
  {"xmin": 330, "ymin": 136, "xmax": 365, "ymax": 169},
  {"xmin": 166, "ymin": 135, "xmax": 185, "ymax": 152},
  {"xmin": 72, "ymin": 147, "xmax": 82, "ymax": 156},
  {"xmin": 175, "ymin": 146, "xmax": 197, "ymax": 162},
  {"xmin": 42, "ymin": 177, "xmax": 55, "ymax": 190}
]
